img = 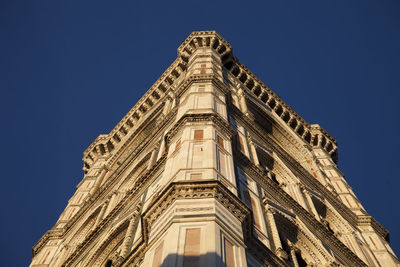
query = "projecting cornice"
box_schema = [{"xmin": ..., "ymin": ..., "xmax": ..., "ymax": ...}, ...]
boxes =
[
  {"xmin": 81, "ymin": 59, "xmax": 186, "ymax": 172},
  {"xmin": 177, "ymin": 31, "xmax": 233, "ymax": 62},
  {"xmin": 82, "ymin": 30, "xmax": 338, "ymax": 172}
]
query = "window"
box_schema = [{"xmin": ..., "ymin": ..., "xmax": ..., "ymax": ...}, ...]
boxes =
[
  {"xmin": 224, "ymin": 238, "xmax": 235, "ymax": 267},
  {"xmin": 311, "ymin": 196, "xmax": 326, "ymax": 219},
  {"xmin": 216, "ymin": 134, "xmax": 224, "ymax": 149},
  {"xmin": 237, "ymin": 135, "xmax": 245, "ymax": 154},
  {"xmin": 194, "ymin": 130, "xmax": 203, "ymax": 140},
  {"xmin": 256, "ymin": 147, "xmax": 274, "ymax": 170},
  {"xmin": 228, "ymin": 115, "xmax": 237, "ymax": 130},
  {"xmin": 152, "ymin": 241, "xmax": 164, "ymax": 267},
  {"xmin": 198, "ymin": 85, "xmax": 205, "ymax": 92},
  {"xmin": 242, "ymin": 189, "xmax": 262, "ymax": 229},
  {"xmin": 216, "ymin": 147, "xmax": 226, "ymax": 175},
  {"xmin": 183, "ymin": 228, "xmax": 201, "ymax": 267},
  {"xmin": 200, "ymin": 64, "xmax": 207, "ymax": 74},
  {"xmin": 216, "ymin": 147, "xmax": 221, "ymax": 172},
  {"xmin": 295, "ymin": 251, "xmax": 308, "ymax": 267}
]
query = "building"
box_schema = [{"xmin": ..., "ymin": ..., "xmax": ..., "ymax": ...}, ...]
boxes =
[{"xmin": 31, "ymin": 31, "xmax": 399, "ymax": 267}]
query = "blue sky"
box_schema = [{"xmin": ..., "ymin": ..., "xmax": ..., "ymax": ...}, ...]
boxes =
[{"xmin": 1, "ymin": 1, "xmax": 399, "ymax": 266}]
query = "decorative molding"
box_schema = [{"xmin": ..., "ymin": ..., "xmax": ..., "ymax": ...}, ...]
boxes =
[
  {"xmin": 165, "ymin": 112, "xmax": 234, "ymax": 145},
  {"xmin": 232, "ymin": 108, "xmax": 356, "ymax": 225},
  {"xmin": 141, "ymin": 180, "xmax": 250, "ymax": 243},
  {"xmin": 32, "ymin": 102, "xmax": 180, "ymax": 257},
  {"xmin": 122, "ymin": 180, "xmax": 286, "ymax": 267},
  {"xmin": 32, "ymin": 31, "xmax": 397, "ymax": 267},
  {"xmin": 233, "ymin": 106, "xmax": 389, "ymax": 241},
  {"xmin": 357, "ymin": 215, "xmax": 389, "ymax": 241},
  {"xmin": 34, "ymin": 151, "xmax": 166, "ymax": 259},
  {"xmin": 234, "ymin": 152, "xmax": 367, "ymax": 266}
]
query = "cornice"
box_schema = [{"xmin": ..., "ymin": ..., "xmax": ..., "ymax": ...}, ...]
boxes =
[
  {"xmin": 243, "ymin": 106, "xmax": 389, "ymax": 241},
  {"xmin": 231, "ymin": 107, "xmax": 358, "ymax": 225},
  {"xmin": 176, "ymin": 30, "xmax": 337, "ymax": 161},
  {"xmin": 165, "ymin": 112, "xmax": 234, "ymax": 145},
  {"xmin": 81, "ymin": 30, "xmax": 338, "ymax": 171},
  {"xmin": 35, "ymin": 31, "xmax": 391, "ymax": 265},
  {"xmin": 357, "ymin": 215, "xmax": 389, "ymax": 241},
  {"xmin": 223, "ymin": 58, "xmax": 337, "ymax": 162},
  {"xmin": 141, "ymin": 180, "xmax": 250, "ymax": 243},
  {"xmin": 234, "ymin": 108, "xmax": 392, "ymax": 244},
  {"xmin": 246, "ymin": 238, "xmax": 287, "ymax": 267},
  {"xmin": 234, "ymin": 152, "xmax": 367, "ymax": 266},
  {"xmin": 268, "ymin": 204, "xmax": 335, "ymax": 264},
  {"xmin": 61, "ymin": 155, "xmax": 166, "ymax": 266},
  {"xmin": 31, "ymin": 228, "xmax": 64, "ymax": 256},
  {"xmin": 177, "ymin": 31, "xmax": 232, "ymax": 62},
  {"xmin": 34, "ymin": 150, "xmax": 164, "ymax": 259},
  {"xmin": 105, "ymin": 104, "xmax": 164, "ymax": 170},
  {"xmin": 82, "ymin": 60, "xmax": 186, "ymax": 172},
  {"xmin": 32, "ymin": 103, "xmax": 179, "ymax": 257},
  {"xmin": 82, "ymin": 213, "xmax": 135, "ymax": 266},
  {"xmin": 81, "ymin": 31, "xmax": 231, "ymax": 173},
  {"xmin": 174, "ymin": 73, "xmax": 231, "ymax": 99},
  {"xmin": 242, "ymin": 98, "xmax": 312, "ymax": 159},
  {"xmin": 123, "ymin": 180, "xmax": 285, "ymax": 267}
]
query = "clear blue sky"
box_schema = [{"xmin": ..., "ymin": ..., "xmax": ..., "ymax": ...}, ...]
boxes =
[{"xmin": 1, "ymin": 1, "xmax": 399, "ymax": 266}]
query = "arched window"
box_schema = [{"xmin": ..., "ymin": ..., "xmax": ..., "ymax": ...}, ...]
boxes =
[
  {"xmin": 105, "ymin": 259, "xmax": 112, "ymax": 267},
  {"xmin": 295, "ymin": 251, "xmax": 308, "ymax": 267}
]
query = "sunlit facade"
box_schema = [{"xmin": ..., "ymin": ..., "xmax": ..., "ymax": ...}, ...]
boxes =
[{"xmin": 31, "ymin": 31, "xmax": 399, "ymax": 267}]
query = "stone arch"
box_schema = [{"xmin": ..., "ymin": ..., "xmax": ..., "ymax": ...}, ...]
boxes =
[
  {"xmin": 83, "ymin": 219, "xmax": 129, "ymax": 266},
  {"xmin": 70, "ymin": 205, "xmax": 102, "ymax": 246},
  {"xmin": 117, "ymin": 151, "xmax": 152, "ymax": 191},
  {"xmin": 324, "ymin": 201, "xmax": 354, "ymax": 241},
  {"xmin": 274, "ymin": 212, "xmax": 333, "ymax": 265}
]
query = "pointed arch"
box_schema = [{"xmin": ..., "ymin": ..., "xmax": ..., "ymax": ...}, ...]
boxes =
[
  {"xmin": 70, "ymin": 206, "xmax": 102, "ymax": 246},
  {"xmin": 273, "ymin": 211, "xmax": 334, "ymax": 265},
  {"xmin": 83, "ymin": 219, "xmax": 130, "ymax": 266}
]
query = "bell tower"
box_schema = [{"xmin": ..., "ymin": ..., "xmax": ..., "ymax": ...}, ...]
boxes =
[{"xmin": 31, "ymin": 31, "xmax": 399, "ymax": 267}]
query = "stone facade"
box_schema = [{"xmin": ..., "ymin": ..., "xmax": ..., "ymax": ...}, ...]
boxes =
[{"xmin": 31, "ymin": 31, "xmax": 399, "ymax": 267}]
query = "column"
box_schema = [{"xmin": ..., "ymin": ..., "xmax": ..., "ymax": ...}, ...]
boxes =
[
  {"xmin": 147, "ymin": 147, "xmax": 158, "ymax": 170},
  {"xmin": 163, "ymin": 97, "xmax": 171, "ymax": 116},
  {"xmin": 266, "ymin": 208, "xmax": 288, "ymax": 259},
  {"xmin": 157, "ymin": 135, "xmax": 166, "ymax": 160},
  {"xmin": 288, "ymin": 241, "xmax": 300, "ymax": 267},
  {"xmin": 94, "ymin": 199, "xmax": 110, "ymax": 227},
  {"xmin": 237, "ymin": 88, "xmax": 249, "ymax": 116},
  {"xmin": 120, "ymin": 214, "xmax": 138, "ymax": 258},
  {"xmin": 89, "ymin": 165, "xmax": 109, "ymax": 196},
  {"xmin": 302, "ymin": 187, "xmax": 320, "ymax": 221},
  {"xmin": 247, "ymin": 138, "xmax": 260, "ymax": 167},
  {"xmin": 293, "ymin": 182, "xmax": 308, "ymax": 209},
  {"xmin": 104, "ymin": 191, "xmax": 117, "ymax": 217}
]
